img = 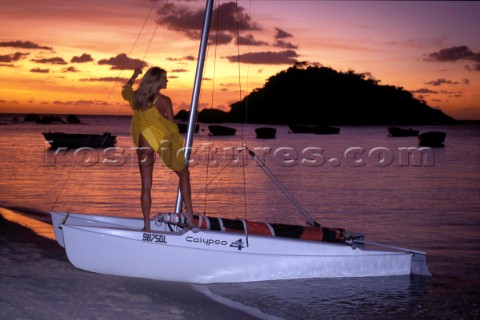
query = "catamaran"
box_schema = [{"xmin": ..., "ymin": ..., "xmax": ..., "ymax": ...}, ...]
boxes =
[{"xmin": 50, "ymin": 0, "xmax": 430, "ymax": 284}]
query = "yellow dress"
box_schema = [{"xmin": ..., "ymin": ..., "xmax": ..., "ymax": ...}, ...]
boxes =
[{"xmin": 122, "ymin": 84, "xmax": 186, "ymax": 171}]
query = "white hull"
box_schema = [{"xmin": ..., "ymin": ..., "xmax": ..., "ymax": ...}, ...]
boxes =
[
  {"xmin": 51, "ymin": 212, "xmax": 428, "ymax": 284},
  {"xmin": 51, "ymin": 211, "xmax": 144, "ymax": 248}
]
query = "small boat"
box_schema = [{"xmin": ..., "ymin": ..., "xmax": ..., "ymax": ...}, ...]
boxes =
[
  {"xmin": 208, "ymin": 125, "xmax": 236, "ymax": 136},
  {"xmin": 418, "ymin": 131, "xmax": 446, "ymax": 147},
  {"xmin": 388, "ymin": 127, "xmax": 419, "ymax": 137},
  {"xmin": 37, "ymin": 115, "xmax": 65, "ymax": 124},
  {"xmin": 43, "ymin": 132, "xmax": 117, "ymax": 149},
  {"xmin": 177, "ymin": 122, "xmax": 199, "ymax": 134},
  {"xmin": 66, "ymin": 114, "xmax": 81, "ymax": 124},
  {"xmin": 288, "ymin": 124, "xmax": 340, "ymax": 134},
  {"xmin": 255, "ymin": 127, "xmax": 276, "ymax": 139},
  {"xmin": 50, "ymin": 211, "xmax": 431, "ymax": 284}
]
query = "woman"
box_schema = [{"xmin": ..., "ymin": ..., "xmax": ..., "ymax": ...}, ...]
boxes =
[{"xmin": 122, "ymin": 67, "xmax": 194, "ymax": 231}]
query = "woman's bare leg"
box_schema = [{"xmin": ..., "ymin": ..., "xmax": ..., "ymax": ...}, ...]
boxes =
[
  {"xmin": 175, "ymin": 167, "xmax": 194, "ymax": 227},
  {"xmin": 137, "ymin": 134, "xmax": 155, "ymax": 232}
]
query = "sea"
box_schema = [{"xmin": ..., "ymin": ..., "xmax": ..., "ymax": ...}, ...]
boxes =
[{"xmin": 0, "ymin": 114, "xmax": 479, "ymax": 319}]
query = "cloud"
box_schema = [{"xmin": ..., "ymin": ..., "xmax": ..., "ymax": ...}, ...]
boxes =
[
  {"xmin": 209, "ymin": 32, "xmax": 233, "ymax": 45},
  {"xmin": 425, "ymin": 78, "xmax": 459, "ymax": 86},
  {"xmin": 410, "ymin": 88, "xmax": 438, "ymax": 94},
  {"xmin": 62, "ymin": 67, "xmax": 79, "ymax": 73},
  {"xmin": 159, "ymin": 2, "xmax": 260, "ymax": 42},
  {"xmin": 439, "ymin": 90, "xmax": 462, "ymax": 95},
  {"xmin": 226, "ymin": 50, "xmax": 298, "ymax": 65},
  {"xmin": 465, "ymin": 64, "xmax": 480, "ymax": 72},
  {"xmin": 274, "ymin": 27, "xmax": 293, "ymax": 40},
  {"xmin": 210, "ymin": 2, "xmax": 261, "ymax": 32},
  {"xmin": 425, "ymin": 45, "xmax": 480, "ymax": 63},
  {"xmin": 31, "ymin": 57, "xmax": 68, "ymax": 65},
  {"xmin": 462, "ymin": 79, "xmax": 470, "ymax": 84},
  {"xmin": 236, "ymin": 34, "xmax": 268, "ymax": 46},
  {"xmin": 171, "ymin": 68, "xmax": 189, "ymax": 73},
  {"xmin": 166, "ymin": 56, "xmax": 196, "ymax": 62},
  {"xmin": 30, "ymin": 68, "xmax": 49, "ymax": 73},
  {"xmin": 79, "ymin": 77, "xmax": 128, "ymax": 82},
  {"xmin": 158, "ymin": 2, "xmax": 300, "ymax": 64},
  {"xmin": 0, "ymin": 40, "xmax": 53, "ymax": 50},
  {"xmin": 52, "ymin": 100, "xmax": 108, "ymax": 106},
  {"xmin": 97, "ymin": 53, "xmax": 147, "ymax": 70},
  {"xmin": 274, "ymin": 40, "xmax": 298, "ymax": 49},
  {"xmin": 71, "ymin": 53, "xmax": 94, "ymax": 63},
  {"xmin": 0, "ymin": 52, "xmax": 29, "ymax": 63}
]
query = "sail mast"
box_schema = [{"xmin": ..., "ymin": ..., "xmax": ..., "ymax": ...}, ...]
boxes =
[{"xmin": 175, "ymin": 0, "xmax": 214, "ymax": 213}]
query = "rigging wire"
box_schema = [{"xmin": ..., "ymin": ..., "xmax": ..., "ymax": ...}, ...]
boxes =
[
  {"xmin": 203, "ymin": 0, "xmax": 221, "ymax": 215},
  {"xmin": 244, "ymin": 146, "xmax": 319, "ymax": 227},
  {"xmin": 234, "ymin": 0, "xmax": 250, "ymax": 223}
]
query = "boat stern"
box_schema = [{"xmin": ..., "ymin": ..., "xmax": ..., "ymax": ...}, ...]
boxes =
[{"xmin": 410, "ymin": 252, "xmax": 431, "ymax": 276}]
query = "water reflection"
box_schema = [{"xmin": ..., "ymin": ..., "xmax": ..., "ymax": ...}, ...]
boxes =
[
  {"xmin": 0, "ymin": 208, "xmax": 55, "ymax": 240},
  {"xmin": 207, "ymin": 276, "xmax": 430, "ymax": 319}
]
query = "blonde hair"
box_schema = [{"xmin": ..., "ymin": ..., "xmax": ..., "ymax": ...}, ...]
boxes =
[{"xmin": 132, "ymin": 67, "xmax": 166, "ymax": 110}]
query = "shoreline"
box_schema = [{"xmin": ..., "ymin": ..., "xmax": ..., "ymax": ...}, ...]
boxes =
[{"xmin": 0, "ymin": 208, "xmax": 261, "ymax": 320}]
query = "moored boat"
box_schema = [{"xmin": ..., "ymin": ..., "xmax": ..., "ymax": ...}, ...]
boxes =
[
  {"xmin": 208, "ymin": 125, "xmax": 236, "ymax": 136},
  {"xmin": 255, "ymin": 127, "xmax": 276, "ymax": 139},
  {"xmin": 388, "ymin": 127, "xmax": 419, "ymax": 137},
  {"xmin": 418, "ymin": 131, "xmax": 446, "ymax": 147},
  {"xmin": 43, "ymin": 132, "xmax": 117, "ymax": 149},
  {"xmin": 177, "ymin": 122, "xmax": 199, "ymax": 134},
  {"xmin": 288, "ymin": 124, "xmax": 340, "ymax": 134}
]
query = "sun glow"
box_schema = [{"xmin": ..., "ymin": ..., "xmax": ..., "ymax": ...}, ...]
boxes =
[{"xmin": 0, "ymin": 1, "xmax": 479, "ymax": 119}]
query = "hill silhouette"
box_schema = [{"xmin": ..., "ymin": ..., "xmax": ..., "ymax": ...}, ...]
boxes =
[
  {"xmin": 183, "ymin": 62, "xmax": 456, "ymax": 125},
  {"xmin": 231, "ymin": 62, "xmax": 457, "ymax": 125}
]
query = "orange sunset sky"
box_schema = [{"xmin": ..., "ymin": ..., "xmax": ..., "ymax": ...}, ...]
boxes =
[{"xmin": 1, "ymin": 0, "xmax": 479, "ymax": 120}]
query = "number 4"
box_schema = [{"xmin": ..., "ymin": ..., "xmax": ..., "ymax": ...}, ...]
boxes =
[{"xmin": 230, "ymin": 239, "xmax": 245, "ymax": 251}]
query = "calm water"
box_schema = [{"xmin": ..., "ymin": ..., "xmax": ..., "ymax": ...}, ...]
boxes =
[{"xmin": 1, "ymin": 115, "xmax": 479, "ymax": 319}]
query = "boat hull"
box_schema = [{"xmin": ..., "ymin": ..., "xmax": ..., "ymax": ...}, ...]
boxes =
[
  {"xmin": 388, "ymin": 127, "xmax": 419, "ymax": 137},
  {"xmin": 43, "ymin": 132, "xmax": 116, "ymax": 148},
  {"xmin": 418, "ymin": 131, "xmax": 446, "ymax": 147},
  {"xmin": 50, "ymin": 211, "xmax": 143, "ymax": 248},
  {"xmin": 255, "ymin": 127, "xmax": 276, "ymax": 139},
  {"xmin": 177, "ymin": 122, "xmax": 199, "ymax": 134},
  {"xmin": 62, "ymin": 224, "xmax": 412, "ymax": 284},
  {"xmin": 51, "ymin": 212, "xmax": 422, "ymax": 283},
  {"xmin": 288, "ymin": 124, "xmax": 340, "ymax": 134},
  {"xmin": 208, "ymin": 125, "xmax": 236, "ymax": 136}
]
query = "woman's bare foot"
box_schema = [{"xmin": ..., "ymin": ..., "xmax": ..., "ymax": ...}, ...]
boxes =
[{"xmin": 184, "ymin": 212, "xmax": 195, "ymax": 228}]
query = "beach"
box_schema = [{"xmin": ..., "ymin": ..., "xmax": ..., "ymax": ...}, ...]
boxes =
[{"xmin": 0, "ymin": 208, "xmax": 263, "ymax": 320}]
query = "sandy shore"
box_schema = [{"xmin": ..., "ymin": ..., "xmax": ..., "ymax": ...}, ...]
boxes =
[{"xmin": 0, "ymin": 208, "xmax": 261, "ymax": 320}]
